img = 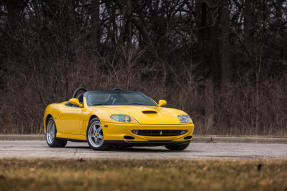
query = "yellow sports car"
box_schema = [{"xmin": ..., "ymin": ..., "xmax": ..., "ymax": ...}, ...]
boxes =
[{"xmin": 43, "ymin": 88, "xmax": 194, "ymax": 151}]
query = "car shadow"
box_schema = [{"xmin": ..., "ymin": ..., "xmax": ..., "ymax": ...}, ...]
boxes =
[
  {"xmin": 65, "ymin": 145, "xmax": 192, "ymax": 153},
  {"xmin": 111, "ymin": 147, "xmax": 168, "ymax": 152}
]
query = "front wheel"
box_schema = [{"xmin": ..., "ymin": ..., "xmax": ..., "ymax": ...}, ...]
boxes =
[
  {"xmin": 86, "ymin": 118, "xmax": 109, "ymax": 150},
  {"xmin": 165, "ymin": 142, "xmax": 190, "ymax": 151},
  {"xmin": 46, "ymin": 117, "xmax": 67, "ymax": 147}
]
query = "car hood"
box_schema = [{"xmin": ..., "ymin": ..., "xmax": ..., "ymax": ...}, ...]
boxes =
[{"xmin": 89, "ymin": 105, "xmax": 187, "ymax": 125}]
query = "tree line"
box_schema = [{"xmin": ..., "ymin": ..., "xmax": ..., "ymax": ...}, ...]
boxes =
[{"xmin": 0, "ymin": 0, "xmax": 287, "ymax": 134}]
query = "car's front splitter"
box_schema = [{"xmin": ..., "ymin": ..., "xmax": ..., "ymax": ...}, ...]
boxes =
[{"xmin": 104, "ymin": 140, "xmax": 191, "ymax": 147}]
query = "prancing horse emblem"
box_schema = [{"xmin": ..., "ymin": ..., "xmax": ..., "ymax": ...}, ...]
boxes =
[{"xmin": 160, "ymin": 131, "xmax": 163, "ymax": 135}]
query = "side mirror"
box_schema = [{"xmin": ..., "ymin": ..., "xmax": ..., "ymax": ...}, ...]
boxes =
[
  {"xmin": 158, "ymin": 100, "xmax": 167, "ymax": 107},
  {"xmin": 69, "ymin": 98, "xmax": 83, "ymax": 108}
]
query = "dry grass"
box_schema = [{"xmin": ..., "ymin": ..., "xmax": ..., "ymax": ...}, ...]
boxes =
[{"xmin": 0, "ymin": 159, "xmax": 286, "ymax": 191}]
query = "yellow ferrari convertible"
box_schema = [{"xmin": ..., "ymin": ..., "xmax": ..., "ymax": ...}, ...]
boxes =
[{"xmin": 43, "ymin": 88, "xmax": 194, "ymax": 151}]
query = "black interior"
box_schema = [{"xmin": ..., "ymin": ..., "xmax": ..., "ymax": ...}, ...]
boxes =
[
  {"xmin": 72, "ymin": 87, "xmax": 87, "ymax": 98},
  {"xmin": 65, "ymin": 88, "xmax": 87, "ymax": 107}
]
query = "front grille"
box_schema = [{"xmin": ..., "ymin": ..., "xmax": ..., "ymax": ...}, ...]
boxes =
[{"xmin": 132, "ymin": 130, "xmax": 187, "ymax": 136}]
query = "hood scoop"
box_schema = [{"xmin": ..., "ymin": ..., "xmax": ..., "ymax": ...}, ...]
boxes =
[{"xmin": 142, "ymin": 110, "xmax": 157, "ymax": 114}]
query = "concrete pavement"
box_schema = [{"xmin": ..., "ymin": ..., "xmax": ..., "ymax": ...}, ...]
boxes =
[{"xmin": 0, "ymin": 140, "xmax": 286, "ymax": 159}]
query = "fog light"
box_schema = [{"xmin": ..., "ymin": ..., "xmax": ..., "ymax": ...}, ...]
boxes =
[
  {"xmin": 180, "ymin": 130, "xmax": 188, "ymax": 135},
  {"xmin": 132, "ymin": 130, "xmax": 139, "ymax": 134}
]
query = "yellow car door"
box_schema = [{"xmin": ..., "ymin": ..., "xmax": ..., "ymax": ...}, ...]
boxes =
[{"xmin": 57, "ymin": 103, "xmax": 83, "ymax": 136}]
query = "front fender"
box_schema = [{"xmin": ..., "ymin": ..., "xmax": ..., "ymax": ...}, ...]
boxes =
[{"xmin": 43, "ymin": 104, "xmax": 61, "ymax": 133}]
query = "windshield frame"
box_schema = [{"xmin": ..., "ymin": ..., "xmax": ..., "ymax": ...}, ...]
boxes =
[{"xmin": 84, "ymin": 90, "xmax": 157, "ymax": 107}]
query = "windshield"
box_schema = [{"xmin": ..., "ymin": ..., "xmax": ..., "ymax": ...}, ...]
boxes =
[{"xmin": 86, "ymin": 91, "xmax": 157, "ymax": 106}]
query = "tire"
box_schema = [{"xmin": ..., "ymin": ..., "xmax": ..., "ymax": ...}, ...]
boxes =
[
  {"xmin": 86, "ymin": 118, "xmax": 109, "ymax": 150},
  {"xmin": 165, "ymin": 142, "xmax": 190, "ymax": 151},
  {"xmin": 46, "ymin": 117, "xmax": 67, "ymax": 147}
]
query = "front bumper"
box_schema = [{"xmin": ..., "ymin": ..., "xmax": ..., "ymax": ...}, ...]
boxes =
[{"xmin": 102, "ymin": 122, "xmax": 194, "ymax": 142}]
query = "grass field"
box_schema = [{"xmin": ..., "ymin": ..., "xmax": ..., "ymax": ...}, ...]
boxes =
[{"xmin": 0, "ymin": 159, "xmax": 286, "ymax": 191}]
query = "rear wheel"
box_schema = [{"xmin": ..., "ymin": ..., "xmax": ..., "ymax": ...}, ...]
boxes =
[
  {"xmin": 87, "ymin": 118, "xmax": 109, "ymax": 150},
  {"xmin": 165, "ymin": 142, "xmax": 190, "ymax": 151},
  {"xmin": 46, "ymin": 117, "xmax": 67, "ymax": 147}
]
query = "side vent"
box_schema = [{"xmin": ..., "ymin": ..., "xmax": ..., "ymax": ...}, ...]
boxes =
[{"xmin": 142, "ymin": 110, "xmax": 157, "ymax": 114}]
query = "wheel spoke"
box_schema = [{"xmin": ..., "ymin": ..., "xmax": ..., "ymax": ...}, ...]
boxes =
[
  {"xmin": 94, "ymin": 126, "xmax": 99, "ymax": 134},
  {"xmin": 97, "ymin": 134, "xmax": 104, "ymax": 140},
  {"xmin": 51, "ymin": 124, "xmax": 55, "ymax": 139},
  {"xmin": 88, "ymin": 121, "xmax": 104, "ymax": 148},
  {"xmin": 46, "ymin": 120, "xmax": 56, "ymax": 144}
]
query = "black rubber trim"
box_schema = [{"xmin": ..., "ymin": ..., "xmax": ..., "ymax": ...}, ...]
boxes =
[{"xmin": 105, "ymin": 140, "xmax": 191, "ymax": 146}]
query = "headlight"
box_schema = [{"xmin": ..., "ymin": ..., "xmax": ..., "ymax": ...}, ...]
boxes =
[
  {"xmin": 178, "ymin": 115, "xmax": 193, "ymax": 123},
  {"xmin": 110, "ymin": 114, "xmax": 138, "ymax": 123}
]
